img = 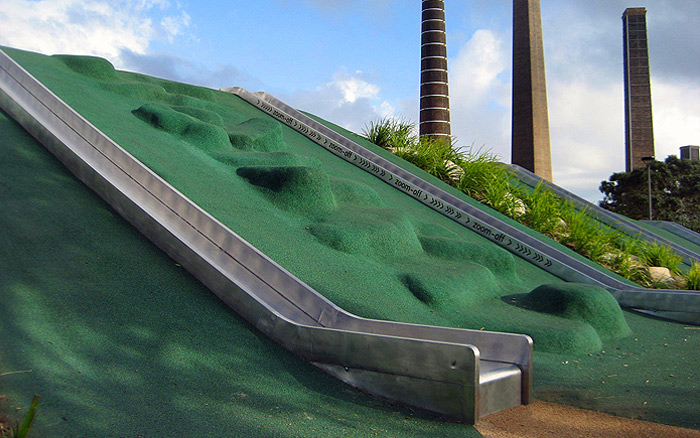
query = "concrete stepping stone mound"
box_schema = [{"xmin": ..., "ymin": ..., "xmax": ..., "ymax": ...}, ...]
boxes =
[
  {"xmin": 419, "ymin": 235, "xmax": 520, "ymax": 284},
  {"xmin": 54, "ymin": 54, "xmax": 119, "ymax": 80},
  {"xmin": 212, "ymin": 151, "xmax": 321, "ymax": 168},
  {"xmin": 399, "ymin": 262, "xmax": 502, "ymax": 307},
  {"xmin": 329, "ymin": 177, "xmax": 385, "ymax": 208}
]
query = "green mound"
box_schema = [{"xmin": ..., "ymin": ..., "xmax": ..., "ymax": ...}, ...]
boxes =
[
  {"xmin": 399, "ymin": 261, "xmax": 501, "ymax": 307},
  {"xmin": 101, "ymin": 81, "xmax": 169, "ymax": 100},
  {"xmin": 310, "ymin": 207, "xmax": 423, "ymax": 259},
  {"xmin": 54, "ymin": 54, "xmax": 118, "ymax": 80},
  {"xmin": 330, "ymin": 177, "xmax": 385, "ymax": 207},
  {"xmin": 160, "ymin": 80, "xmax": 216, "ymax": 101},
  {"xmin": 228, "ymin": 118, "xmax": 286, "ymax": 152},
  {"xmin": 520, "ymin": 317, "xmax": 602, "ymax": 353},
  {"xmin": 212, "ymin": 151, "xmax": 321, "ymax": 168},
  {"xmin": 169, "ymin": 105, "xmax": 226, "ymax": 127},
  {"xmin": 0, "ymin": 108, "xmax": 483, "ymax": 438},
  {"xmin": 237, "ymin": 165, "xmax": 337, "ymax": 215},
  {"xmin": 9, "ymin": 47, "xmax": 631, "ymax": 358},
  {"xmin": 419, "ymin": 236, "xmax": 519, "ymax": 284},
  {"xmin": 4, "ymin": 47, "xmax": 700, "ymax": 431},
  {"xmin": 524, "ymin": 283, "xmax": 632, "ymax": 341},
  {"xmin": 132, "ymin": 103, "xmax": 232, "ymax": 152}
]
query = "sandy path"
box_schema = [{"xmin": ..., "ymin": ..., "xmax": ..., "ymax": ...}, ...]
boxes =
[{"xmin": 476, "ymin": 401, "xmax": 700, "ymax": 438}]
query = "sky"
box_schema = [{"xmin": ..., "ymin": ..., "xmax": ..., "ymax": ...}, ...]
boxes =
[{"xmin": 1, "ymin": 0, "xmax": 699, "ymax": 202}]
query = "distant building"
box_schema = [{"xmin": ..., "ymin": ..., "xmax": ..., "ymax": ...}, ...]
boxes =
[
  {"xmin": 680, "ymin": 145, "xmax": 700, "ymax": 160},
  {"xmin": 623, "ymin": 8, "xmax": 655, "ymax": 171}
]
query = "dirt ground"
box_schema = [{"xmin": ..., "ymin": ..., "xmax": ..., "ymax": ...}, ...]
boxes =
[{"xmin": 476, "ymin": 401, "xmax": 700, "ymax": 438}]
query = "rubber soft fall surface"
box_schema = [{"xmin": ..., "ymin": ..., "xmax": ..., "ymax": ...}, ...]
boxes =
[{"xmin": 0, "ymin": 48, "xmax": 531, "ymax": 423}]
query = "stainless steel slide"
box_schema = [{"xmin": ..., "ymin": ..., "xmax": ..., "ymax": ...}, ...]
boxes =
[
  {"xmin": 641, "ymin": 220, "xmax": 700, "ymax": 249},
  {"xmin": 0, "ymin": 48, "xmax": 533, "ymax": 424},
  {"xmin": 226, "ymin": 88, "xmax": 700, "ymax": 320}
]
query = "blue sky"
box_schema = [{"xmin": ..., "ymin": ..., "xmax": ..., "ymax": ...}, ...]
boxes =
[{"xmin": 1, "ymin": 0, "xmax": 699, "ymax": 201}]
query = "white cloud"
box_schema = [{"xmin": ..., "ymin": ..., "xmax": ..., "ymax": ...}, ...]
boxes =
[
  {"xmin": 119, "ymin": 50, "xmax": 259, "ymax": 90},
  {"xmin": 335, "ymin": 70, "xmax": 380, "ymax": 103},
  {"xmin": 285, "ymin": 69, "xmax": 393, "ymax": 134},
  {"xmin": 448, "ymin": 29, "xmax": 511, "ymax": 158},
  {"xmin": 294, "ymin": 0, "xmax": 394, "ymax": 13},
  {"xmin": 548, "ymin": 79, "xmax": 624, "ymax": 202},
  {"xmin": 160, "ymin": 12, "xmax": 191, "ymax": 43},
  {"xmin": 653, "ymin": 79, "xmax": 700, "ymax": 156},
  {"xmin": 543, "ymin": 68, "xmax": 700, "ymax": 204},
  {"xmin": 0, "ymin": 0, "xmax": 190, "ymax": 66},
  {"xmin": 451, "ymin": 29, "xmax": 509, "ymax": 99}
]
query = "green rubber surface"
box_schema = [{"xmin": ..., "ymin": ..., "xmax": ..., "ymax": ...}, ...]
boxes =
[
  {"xmin": 0, "ymin": 109, "xmax": 483, "ymax": 437},
  {"xmin": 1, "ymin": 47, "xmax": 699, "ymax": 432}
]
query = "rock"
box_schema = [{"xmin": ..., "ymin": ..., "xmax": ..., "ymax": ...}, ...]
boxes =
[{"xmin": 648, "ymin": 266, "xmax": 673, "ymax": 284}]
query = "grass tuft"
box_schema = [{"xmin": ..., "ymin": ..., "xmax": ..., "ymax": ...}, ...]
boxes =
[
  {"xmin": 636, "ymin": 241, "xmax": 683, "ymax": 275},
  {"xmin": 2, "ymin": 395, "xmax": 40, "ymax": 438},
  {"xmin": 685, "ymin": 263, "xmax": 700, "ymax": 291},
  {"xmin": 362, "ymin": 117, "xmax": 416, "ymax": 151}
]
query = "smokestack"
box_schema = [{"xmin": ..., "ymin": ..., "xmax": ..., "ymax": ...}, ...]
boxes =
[
  {"xmin": 622, "ymin": 7, "xmax": 655, "ymax": 172},
  {"xmin": 511, "ymin": 0, "xmax": 553, "ymax": 181},
  {"xmin": 420, "ymin": 0, "xmax": 451, "ymax": 140}
]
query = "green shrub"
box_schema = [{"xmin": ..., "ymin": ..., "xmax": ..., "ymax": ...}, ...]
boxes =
[
  {"xmin": 397, "ymin": 136, "xmax": 462, "ymax": 185},
  {"xmin": 559, "ymin": 203, "xmax": 602, "ymax": 255},
  {"xmin": 637, "ymin": 241, "xmax": 683, "ymax": 275},
  {"xmin": 454, "ymin": 148, "xmax": 511, "ymax": 199},
  {"xmin": 480, "ymin": 175, "xmax": 525, "ymax": 218},
  {"xmin": 605, "ymin": 251, "xmax": 650, "ymax": 286},
  {"xmin": 685, "ymin": 263, "xmax": 700, "ymax": 291},
  {"xmin": 362, "ymin": 117, "xmax": 416, "ymax": 150},
  {"xmin": 521, "ymin": 182, "xmax": 564, "ymax": 237}
]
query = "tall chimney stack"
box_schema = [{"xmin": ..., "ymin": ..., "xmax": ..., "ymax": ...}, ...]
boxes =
[
  {"xmin": 511, "ymin": 0, "xmax": 553, "ymax": 181},
  {"xmin": 420, "ymin": 0, "xmax": 451, "ymax": 141},
  {"xmin": 622, "ymin": 7, "xmax": 655, "ymax": 171}
]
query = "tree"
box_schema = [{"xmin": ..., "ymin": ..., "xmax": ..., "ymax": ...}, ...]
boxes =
[{"xmin": 599, "ymin": 156, "xmax": 700, "ymax": 233}]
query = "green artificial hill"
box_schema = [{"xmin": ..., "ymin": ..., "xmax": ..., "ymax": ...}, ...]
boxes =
[
  {"xmin": 1, "ymin": 47, "xmax": 630, "ymax": 354},
  {"xmin": 1, "ymin": 47, "xmax": 699, "ymax": 434}
]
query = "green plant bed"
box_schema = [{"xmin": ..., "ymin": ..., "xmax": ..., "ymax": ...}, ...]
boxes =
[{"xmin": 360, "ymin": 117, "xmax": 697, "ymax": 290}]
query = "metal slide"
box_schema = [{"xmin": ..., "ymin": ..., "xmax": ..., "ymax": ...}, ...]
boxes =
[
  {"xmin": 0, "ymin": 49, "xmax": 535, "ymax": 423},
  {"xmin": 641, "ymin": 220, "xmax": 700, "ymax": 249},
  {"xmin": 226, "ymin": 88, "xmax": 700, "ymax": 321},
  {"xmin": 510, "ymin": 164, "xmax": 700, "ymax": 264}
]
